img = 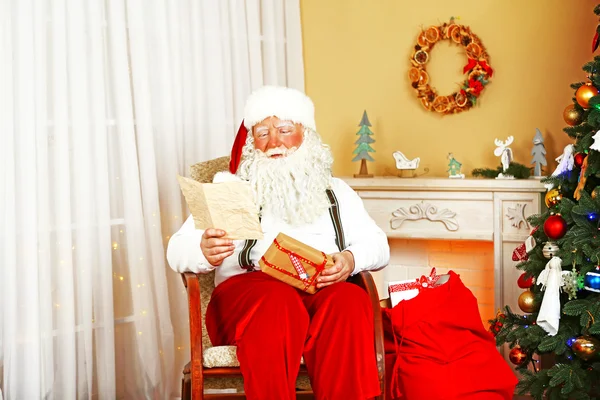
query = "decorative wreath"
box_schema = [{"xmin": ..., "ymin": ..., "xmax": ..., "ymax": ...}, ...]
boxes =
[{"xmin": 409, "ymin": 19, "xmax": 493, "ymax": 115}]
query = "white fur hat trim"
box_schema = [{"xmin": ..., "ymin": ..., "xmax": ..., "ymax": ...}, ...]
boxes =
[{"xmin": 243, "ymin": 86, "xmax": 316, "ymax": 131}]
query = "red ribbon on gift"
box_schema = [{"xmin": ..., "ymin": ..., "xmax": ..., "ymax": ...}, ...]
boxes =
[
  {"xmin": 389, "ymin": 268, "xmax": 440, "ymax": 293},
  {"xmin": 463, "ymin": 58, "xmax": 494, "ymax": 77}
]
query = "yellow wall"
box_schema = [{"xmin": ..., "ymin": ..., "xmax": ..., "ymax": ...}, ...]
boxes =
[{"xmin": 301, "ymin": 0, "xmax": 598, "ymax": 177}]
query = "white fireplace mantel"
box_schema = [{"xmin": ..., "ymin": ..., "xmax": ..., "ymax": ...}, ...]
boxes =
[{"xmin": 341, "ymin": 176, "xmax": 547, "ymax": 317}]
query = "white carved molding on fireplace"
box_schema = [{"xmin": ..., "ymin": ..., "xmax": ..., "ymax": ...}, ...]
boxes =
[
  {"xmin": 390, "ymin": 202, "xmax": 459, "ymax": 231},
  {"xmin": 506, "ymin": 202, "xmax": 529, "ymax": 229}
]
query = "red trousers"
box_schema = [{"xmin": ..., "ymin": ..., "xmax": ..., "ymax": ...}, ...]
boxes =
[{"xmin": 206, "ymin": 271, "xmax": 381, "ymax": 400}]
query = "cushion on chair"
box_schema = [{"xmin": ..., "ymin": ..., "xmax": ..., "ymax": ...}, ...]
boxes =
[
  {"xmin": 190, "ymin": 156, "xmax": 231, "ymax": 184},
  {"xmin": 203, "ymin": 346, "xmax": 240, "ymax": 368},
  {"xmin": 204, "ymin": 345, "xmax": 306, "ymax": 369}
]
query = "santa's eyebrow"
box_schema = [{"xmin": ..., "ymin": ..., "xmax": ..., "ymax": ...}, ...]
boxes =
[
  {"xmin": 275, "ymin": 121, "xmax": 294, "ymax": 128},
  {"xmin": 254, "ymin": 126, "xmax": 269, "ymax": 133}
]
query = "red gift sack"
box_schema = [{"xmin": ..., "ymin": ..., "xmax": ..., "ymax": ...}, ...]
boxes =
[{"xmin": 382, "ymin": 270, "xmax": 517, "ymax": 400}]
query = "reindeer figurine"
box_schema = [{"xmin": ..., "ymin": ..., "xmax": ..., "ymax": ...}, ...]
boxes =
[{"xmin": 494, "ymin": 136, "xmax": 514, "ymax": 179}]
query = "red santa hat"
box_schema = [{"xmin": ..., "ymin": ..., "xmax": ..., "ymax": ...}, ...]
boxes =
[{"xmin": 228, "ymin": 86, "xmax": 316, "ymax": 174}]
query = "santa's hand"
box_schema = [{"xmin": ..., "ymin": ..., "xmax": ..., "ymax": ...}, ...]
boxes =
[
  {"xmin": 200, "ymin": 228, "xmax": 235, "ymax": 266},
  {"xmin": 317, "ymin": 251, "xmax": 355, "ymax": 288}
]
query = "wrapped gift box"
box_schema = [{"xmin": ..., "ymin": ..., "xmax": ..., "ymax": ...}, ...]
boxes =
[{"xmin": 259, "ymin": 232, "xmax": 334, "ymax": 294}]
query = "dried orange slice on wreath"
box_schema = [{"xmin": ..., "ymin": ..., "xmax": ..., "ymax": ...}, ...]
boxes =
[
  {"xmin": 408, "ymin": 67, "xmax": 420, "ymax": 82},
  {"xmin": 451, "ymin": 27, "xmax": 462, "ymax": 44},
  {"xmin": 466, "ymin": 42, "xmax": 482, "ymax": 58},
  {"xmin": 446, "ymin": 24, "xmax": 459, "ymax": 40},
  {"xmin": 432, "ymin": 96, "xmax": 450, "ymax": 113},
  {"xmin": 425, "ymin": 26, "xmax": 440, "ymax": 43},
  {"xmin": 408, "ymin": 20, "xmax": 493, "ymax": 115}
]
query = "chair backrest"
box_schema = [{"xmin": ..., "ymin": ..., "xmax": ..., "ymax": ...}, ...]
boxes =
[{"xmin": 189, "ymin": 155, "xmax": 230, "ymax": 350}]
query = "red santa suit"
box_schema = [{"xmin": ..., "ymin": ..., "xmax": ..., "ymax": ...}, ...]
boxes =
[{"xmin": 167, "ymin": 86, "xmax": 390, "ymax": 400}]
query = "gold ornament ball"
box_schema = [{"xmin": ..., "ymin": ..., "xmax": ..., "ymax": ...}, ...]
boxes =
[
  {"xmin": 563, "ymin": 104, "xmax": 584, "ymax": 126},
  {"xmin": 593, "ymin": 187, "xmax": 600, "ymax": 200},
  {"xmin": 572, "ymin": 336, "xmax": 600, "ymax": 361},
  {"xmin": 542, "ymin": 241, "xmax": 560, "ymax": 259},
  {"xmin": 518, "ymin": 290, "xmax": 536, "ymax": 313},
  {"xmin": 576, "ymin": 83, "xmax": 599, "ymax": 109},
  {"xmin": 545, "ymin": 188, "xmax": 563, "ymax": 208}
]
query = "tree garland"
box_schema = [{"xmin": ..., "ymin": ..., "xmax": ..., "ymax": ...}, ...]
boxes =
[{"xmin": 409, "ymin": 19, "xmax": 493, "ymax": 115}]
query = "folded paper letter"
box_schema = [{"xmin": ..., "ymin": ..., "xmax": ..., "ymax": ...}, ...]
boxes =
[
  {"xmin": 177, "ymin": 175, "xmax": 263, "ymax": 240},
  {"xmin": 259, "ymin": 233, "xmax": 334, "ymax": 294}
]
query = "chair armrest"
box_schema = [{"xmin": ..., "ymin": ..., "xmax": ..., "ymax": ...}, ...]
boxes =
[
  {"xmin": 181, "ymin": 272, "xmax": 204, "ymax": 397},
  {"xmin": 347, "ymin": 271, "xmax": 385, "ymax": 398}
]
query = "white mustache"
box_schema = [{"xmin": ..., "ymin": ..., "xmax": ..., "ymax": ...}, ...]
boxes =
[{"xmin": 265, "ymin": 146, "xmax": 297, "ymax": 157}]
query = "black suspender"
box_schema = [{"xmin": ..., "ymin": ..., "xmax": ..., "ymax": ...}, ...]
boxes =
[
  {"xmin": 325, "ymin": 188, "xmax": 346, "ymax": 251},
  {"xmin": 238, "ymin": 188, "xmax": 346, "ymax": 271}
]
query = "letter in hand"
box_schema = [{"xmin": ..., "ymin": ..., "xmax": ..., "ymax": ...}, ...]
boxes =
[{"xmin": 200, "ymin": 228, "xmax": 236, "ymax": 266}]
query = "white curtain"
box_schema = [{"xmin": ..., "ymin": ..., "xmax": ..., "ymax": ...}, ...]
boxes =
[{"xmin": 0, "ymin": 0, "xmax": 304, "ymax": 399}]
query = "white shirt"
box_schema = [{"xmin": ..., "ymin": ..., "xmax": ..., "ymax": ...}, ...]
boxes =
[{"xmin": 166, "ymin": 176, "xmax": 390, "ymax": 286}]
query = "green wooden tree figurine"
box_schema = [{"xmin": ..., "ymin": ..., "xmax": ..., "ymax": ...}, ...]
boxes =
[{"xmin": 353, "ymin": 110, "xmax": 375, "ymax": 178}]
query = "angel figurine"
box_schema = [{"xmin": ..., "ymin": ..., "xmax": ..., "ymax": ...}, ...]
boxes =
[
  {"xmin": 536, "ymin": 256, "xmax": 569, "ymax": 336},
  {"xmin": 494, "ymin": 136, "xmax": 514, "ymax": 179},
  {"xmin": 545, "ymin": 144, "xmax": 574, "ymax": 190}
]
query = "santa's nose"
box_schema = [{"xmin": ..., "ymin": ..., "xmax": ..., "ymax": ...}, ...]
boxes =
[{"xmin": 266, "ymin": 135, "xmax": 283, "ymax": 149}]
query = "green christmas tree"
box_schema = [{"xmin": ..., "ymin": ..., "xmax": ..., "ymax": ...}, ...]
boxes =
[
  {"xmin": 491, "ymin": 5, "xmax": 600, "ymax": 398},
  {"xmin": 353, "ymin": 110, "xmax": 375, "ymax": 178}
]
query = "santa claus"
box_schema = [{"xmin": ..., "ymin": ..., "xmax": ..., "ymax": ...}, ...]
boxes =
[{"xmin": 167, "ymin": 86, "xmax": 389, "ymax": 400}]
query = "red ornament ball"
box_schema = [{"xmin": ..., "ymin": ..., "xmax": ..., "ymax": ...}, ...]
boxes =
[
  {"xmin": 544, "ymin": 215, "xmax": 568, "ymax": 240},
  {"xmin": 574, "ymin": 153, "xmax": 586, "ymax": 169},
  {"xmin": 509, "ymin": 347, "xmax": 528, "ymax": 366},
  {"xmin": 517, "ymin": 272, "xmax": 535, "ymax": 289}
]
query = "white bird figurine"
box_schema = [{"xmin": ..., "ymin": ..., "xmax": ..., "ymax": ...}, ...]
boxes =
[
  {"xmin": 536, "ymin": 256, "xmax": 569, "ymax": 336},
  {"xmin": 393, "ymin": 151, "xmax": 420, "ymax": 170}
]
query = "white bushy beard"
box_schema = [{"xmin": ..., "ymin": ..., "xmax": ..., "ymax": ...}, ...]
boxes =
[{"xmin": 237, "ymin": 129, "xmax": 334, "ymax": 226}]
